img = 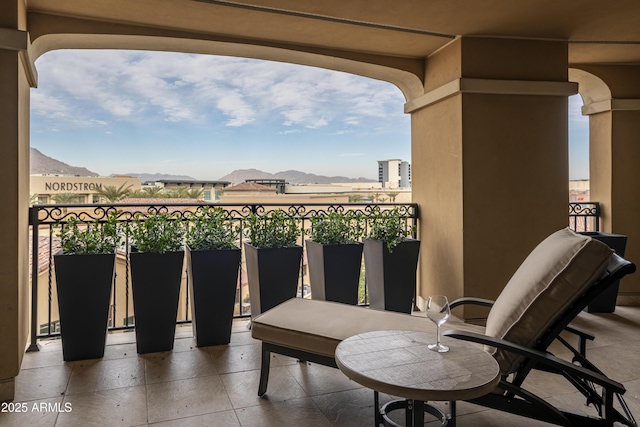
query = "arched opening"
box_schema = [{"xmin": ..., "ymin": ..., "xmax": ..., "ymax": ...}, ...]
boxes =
[
  {"xmin": 568, "ymin": 68, "xmax": 614, "ymax": 205},
  {"xmin": 28, "ymin": 48, "xmax": 415, "ymax": 336},
  {"xmin": 568, "ymin": 94, "xmax": 589, "ymax": 202}
]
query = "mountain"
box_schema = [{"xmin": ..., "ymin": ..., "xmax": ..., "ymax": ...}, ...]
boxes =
[
  {"xmin": 114, "ymin": 172, "xmax": 197, "ymax": 183},
  {"xmin": 219, "ymin": 168, "xmax": 376, "ymax": 185},
  {"xmin": 218, "ymin": 169, "xmax": 275, "ymax": 184},
  {"xmin": 274, "ymin": 170, "xmax": 376, "ymax": 184},
  {"xmin": 30, "ymin": 147, "xmax": 99, "ymax": 176},
  {"xmin": 29, "ymin": 148, "xmax": 374, "ymax": 184}
]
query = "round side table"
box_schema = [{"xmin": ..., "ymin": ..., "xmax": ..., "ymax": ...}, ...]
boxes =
[{"xmin": 335, "ymin": 330, "xmax": 500, "ymax": 426}]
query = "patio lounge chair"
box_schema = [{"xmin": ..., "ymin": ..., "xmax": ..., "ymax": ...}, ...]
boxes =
[
  {"xmin": 251, "ymin": 228, "xmax": 637, "ymax": 426},
  {"xmin": 444, "ymin": 228, "xmax": 637, "ymax": 426}
]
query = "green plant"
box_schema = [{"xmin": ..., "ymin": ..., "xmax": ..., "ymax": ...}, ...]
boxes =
[
  {"xmin": 245, "ymin": 209, "xmax": 301, "ymax": 248},
  {"xmin": 129, "ymin": 212, "xmax": 185, "ymax": 253},
  {"xmin": 367, "ymin": 206, "xmax": 416, "ymax": 252},
  {"xmin": 128, "ymin": 187, "xmax": 165, "ymax": 198},
  {"xmin": 185, "ymin": 188, "xmax": 204, "ymax": 199},
  {"xmin": 309, "ymin": 211, "xmax": 364, "ymax": 245},
  {"xmin": 186, "ymin": 206, "xmax": 240, "ymax": 250},
  {"xmin": 94, "ymin": 183, "xmax": 132, "ymax": 203},
  {"xmin": 57, "ymin": 212, "xmax": 120, "ymax": 254},
  {"xmin": 52, "ymin": 192, "xmax": 81, "ymax": 204}
]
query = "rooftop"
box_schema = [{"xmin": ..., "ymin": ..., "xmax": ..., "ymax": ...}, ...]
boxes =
[
  {"xmin": 158, "ymin": 180, "xmax": 231, "ymax": 186},
  {"xmin": 224, "ymin": 182, "xmax": 278, "ymax": 192}
]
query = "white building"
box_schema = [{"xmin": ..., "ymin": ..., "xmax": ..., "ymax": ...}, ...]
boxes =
[{"xmin": 377, "ymin": 159, "xmax": 411, "ymax": 188}]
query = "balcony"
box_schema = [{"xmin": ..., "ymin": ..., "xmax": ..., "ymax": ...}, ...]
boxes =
[
  {"xmin": 5, "ymin": 305, "xmax": 640, "ymax": 426},
  {"xmin": 14, "ymin": 201, "xmax": 630, "ymax": 426}
]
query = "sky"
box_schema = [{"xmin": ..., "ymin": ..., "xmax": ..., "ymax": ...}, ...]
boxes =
[
  {"xmin": 568, "ymin": 94, "xmax": 589, "ymax": 180},
  {"xmin": 30, "ymin": 50, "xmax": 589, "ymax": 181}
]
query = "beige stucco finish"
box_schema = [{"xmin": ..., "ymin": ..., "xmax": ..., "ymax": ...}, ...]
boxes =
[
  {"xmin": 0, "ymin": 38, "xmax": 30, "ymax": 403},
  {"xmin": 571, "ymin": 65, "xmax": 640, "ymax": 295},
  {"xmin": 412, "ymin": 38, "xmax": 571, "ymax": 317}
]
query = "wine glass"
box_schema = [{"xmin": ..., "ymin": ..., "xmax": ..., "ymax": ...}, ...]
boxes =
[{"xmin": 427, "ymin": 295, "xmax": 451, "ymax": 353}]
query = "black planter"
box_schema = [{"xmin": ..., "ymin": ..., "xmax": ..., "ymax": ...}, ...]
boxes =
[
  {"xmin": 186, "ymin": 246, "xmax": 241, "ymax": 347},
  {"xmin": 306, "ymin": 240, "xmax": 363, "ymax": 305},
  {"xmin": 363, "ymin": 238, "xmax": 420, "ymax": 314},
  {"xmin": 244, "ymin": 243, "xmax": 303, "ymax": 316},
  {"xmin": 130, "ymin": 250, "xmax": 184, "ymax": 354},
  {"xmin": 54, "ymin": 251, "xmax": 115, "ymax": 362}
]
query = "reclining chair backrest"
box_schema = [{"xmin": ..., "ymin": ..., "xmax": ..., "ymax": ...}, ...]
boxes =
[{"xmin": 485, "ymin": 228, "xmax": 614, "ymax": 374}]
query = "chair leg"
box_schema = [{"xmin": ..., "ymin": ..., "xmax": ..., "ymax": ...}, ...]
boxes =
[{"xmin": 258, "ymin": 344, "xmax": 271, "ymax": 396}]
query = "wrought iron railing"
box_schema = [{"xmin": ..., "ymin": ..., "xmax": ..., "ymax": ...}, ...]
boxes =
[
  {"xmin": 28, "ymin": 201, "xmax": 599, "ymax": 349},
  {"xmin": 28, "ymin": 202, "xmax": 418, "ymax": 349},
  {"xmin": 569, "ymin": 202, "xmax": 600, "ymax": 232}
]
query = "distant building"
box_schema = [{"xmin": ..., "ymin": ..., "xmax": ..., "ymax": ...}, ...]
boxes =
[
  {"xmin": 218, "ymin": 181, "xmax": 354, "ymax": 204},
  {"xmin": 222, "ymin": 181, "xmax": 278, "ymax": 197},
  {"xmin": 377, "ymin": 159, "xmax": 411, "ymax": 188},
  {"xmin": 569, "ymin": 179, "xmax": 590, "ymax": 202},
  {"xmin": 30, "ymin": 175, "xmax": 142, "ymax": 204},
  {"xmin": 154, "ymin": 180, "xmax": 231, "ymax": 202},
  {"xmin": 245, "ymin": 179, "xmax": 286, "ymax": 194}
]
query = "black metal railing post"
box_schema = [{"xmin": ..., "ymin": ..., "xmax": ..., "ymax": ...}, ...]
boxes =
[
  {"xmin": 27, "ymin": 206, "xmax": 41, "ymax": 352},
  {"xmin": 411, "ymin": 204, "xmax": 419, "ymax": 240}
]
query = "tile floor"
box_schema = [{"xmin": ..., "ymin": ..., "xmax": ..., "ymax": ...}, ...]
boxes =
[{"xmin": 2, "ymin": 306, "xmax": 640, "ymax": 427}]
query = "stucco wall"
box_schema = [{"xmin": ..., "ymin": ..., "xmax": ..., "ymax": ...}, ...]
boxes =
[
  {"xmin": 412, "ymin": 37, "xmax": 571, "ymax": 318},
  {"xmin": 0, "ymin": 48, "xmax": 30, "ymax": 402}
]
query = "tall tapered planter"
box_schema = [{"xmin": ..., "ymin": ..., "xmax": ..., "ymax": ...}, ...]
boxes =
[
  {"xmin": 363, "ymin": 238, "xmax": 420, "ymax": 314},
  {"xmin": 54, "ymin": 251, "xmax": 115, "ymax": 361},
  {"xmin": 186, "ymin": 246, "xmax": 241, "ymax": 347},
  {"xmin": 130, "ymin": 250, "xmax": 184, "ymax": 354},
  {"xmin": 244, "ymin": 243, "xmax": 303, "ymax": 316},
  {"xmin": 306, "ymin": 240, "xmax": 363, "ymax": 305}
]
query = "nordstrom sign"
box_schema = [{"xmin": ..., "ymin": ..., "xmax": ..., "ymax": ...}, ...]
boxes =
[{"xmin": 44, "ymin": 182, "xmax": 103, "ymax": 192}]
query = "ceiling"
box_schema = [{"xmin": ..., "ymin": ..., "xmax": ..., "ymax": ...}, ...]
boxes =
[{"xmin": 26, "ymin": 0, "xmax": 640, "ymax": 64}]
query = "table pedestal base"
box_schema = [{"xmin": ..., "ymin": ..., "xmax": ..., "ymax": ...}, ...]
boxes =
[{"xmin": 374, "ymin": 391, "xmax": 456, "ymax": 427}]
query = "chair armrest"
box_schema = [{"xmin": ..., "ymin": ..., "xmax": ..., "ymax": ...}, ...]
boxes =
[
  {"xmin": 449, "ymin": 297, "xmax": 495, "ymax": 310},
  {"xmin": 556, "ymin": 324, "xmax": 595, "ymax": 359},
  {"xmin": 563, "ymin": 324, "xmax": 595, "ymax": 342},
  {"xmin": 443, "ymin": 329, "xmax": 625, "ymax": 394}
]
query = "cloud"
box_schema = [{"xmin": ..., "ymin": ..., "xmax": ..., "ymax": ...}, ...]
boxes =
[
  {"xmin": 32, "ymin": 50, "xmax": 408, "ymax": 134},
  {"xmin": 344, "ymin": 116, "xmax": 360, "ymax": 126},
  {"xmin": 569, "ymin": 94, "xmax": 588, "ymax": 127},
  {"xmin": 216, "ymin": 91, "xmax": 256, "ymax": 126}
]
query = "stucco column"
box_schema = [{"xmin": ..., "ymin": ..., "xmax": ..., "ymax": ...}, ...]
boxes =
[
  {"xmin": 571, "ymin": 65, "xmax": 640, "ymax": 298},
  {"xmin": 0, "ymin": 0, "xmax": 36, "ymax": 402},
  {"xmin": 408, "ymin": 38, "xmax": 576, "ymax": 317}
]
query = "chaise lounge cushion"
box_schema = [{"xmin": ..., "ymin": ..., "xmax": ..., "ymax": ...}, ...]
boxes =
[
  {"xmin": 252, "ymin": 298, "xmax": 481, "ymax": 358},
  {"xmin": 485, "ymin": 228, "xmax": 613, "ymax": 374}
]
